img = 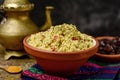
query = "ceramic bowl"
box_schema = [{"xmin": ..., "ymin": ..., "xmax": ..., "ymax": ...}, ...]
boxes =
[
  {"xmin": 23, "ymin": 35, "xmax": 99, "ymax": 76},
  {"xmin": 94, "ymin": 36, "xmax": 120, "ymax": 62}
]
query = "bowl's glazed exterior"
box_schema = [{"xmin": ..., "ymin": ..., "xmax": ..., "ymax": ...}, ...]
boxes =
[
  {"xmin": 23, "ymin": 36, "xmax": 99, "ymax": 76},
  {"xmin": 94, "ymin": 36, "xmax": 120, "ymax": 62}
]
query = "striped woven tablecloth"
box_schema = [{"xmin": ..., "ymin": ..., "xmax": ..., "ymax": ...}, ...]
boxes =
[{"xmin": 20, "ymin": 59, "xmax": 120, "ymax": 80}]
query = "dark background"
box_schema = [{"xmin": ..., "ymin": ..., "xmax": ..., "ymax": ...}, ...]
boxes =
[{"xmin": 0, "ymin": 0, "xmax": 120, "ymax": 37}]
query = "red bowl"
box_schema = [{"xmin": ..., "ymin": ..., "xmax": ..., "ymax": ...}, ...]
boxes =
[
  {"xmin": 23, "ymin": 35, "xmax": 99, "ymax": 76},
  {"xmin": 94, "ymin": 36, "xmax": 120, "ymax": 62}
]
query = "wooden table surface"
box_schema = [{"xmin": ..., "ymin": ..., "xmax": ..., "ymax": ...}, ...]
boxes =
[{"xmin": 0, "ymin": 51, "xmax": 36, "ymax": 80}]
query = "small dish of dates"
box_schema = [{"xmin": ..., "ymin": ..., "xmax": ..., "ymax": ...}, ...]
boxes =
[{"xmin": 94, "ymin": 36, "xmax": 120, "ymax": 62}]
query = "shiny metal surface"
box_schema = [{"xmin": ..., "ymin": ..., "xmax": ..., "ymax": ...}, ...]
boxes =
[
  {"xmin": 1, "ymin": 0, "xmax": 34, "ymax": 11},
  {"xmin": 0, "ymin": 0, "xmax": 39, "ymax": 50}
]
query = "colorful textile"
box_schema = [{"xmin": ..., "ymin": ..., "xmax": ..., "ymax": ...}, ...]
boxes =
[{"xmin": 20, "ymin": 62, "xmax": 120, "ymax": 80}]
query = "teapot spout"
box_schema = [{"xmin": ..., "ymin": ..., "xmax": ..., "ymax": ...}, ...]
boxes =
[{"xmin": 40, "ymin": 6, "xmax": 54, "ymax": 31}]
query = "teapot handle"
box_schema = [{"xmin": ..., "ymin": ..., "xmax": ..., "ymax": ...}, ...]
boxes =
[
  {"xmin": 0, "ymin": 6, "xmax": 6, "ymax": 24},
  {"xmin": 0, "ymin": 16, "xmax": 6, "ymax": 24}
]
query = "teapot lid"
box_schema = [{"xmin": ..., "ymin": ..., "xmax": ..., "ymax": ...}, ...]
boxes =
[{"xmin": 1, "ymin": 0, "xmax": 34, "ymax": 11}]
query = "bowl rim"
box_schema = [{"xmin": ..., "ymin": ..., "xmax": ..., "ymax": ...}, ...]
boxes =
[
  {"xmin": 96, "ymin": 52, "xmax": 120, "ymax": 57},
  {"xmin": 23, "ymin": 34, "xmax": 99, "ymax": 55}
]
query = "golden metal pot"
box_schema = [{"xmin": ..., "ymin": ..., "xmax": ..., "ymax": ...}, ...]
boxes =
[{"xmin": 0, "ymin": 0, "xmax": 39, "ymax": 50}]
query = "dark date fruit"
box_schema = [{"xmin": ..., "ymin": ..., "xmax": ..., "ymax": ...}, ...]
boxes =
[{"xmin": 97, "ymin": 36, "xmax": 120, "ymax": 54}]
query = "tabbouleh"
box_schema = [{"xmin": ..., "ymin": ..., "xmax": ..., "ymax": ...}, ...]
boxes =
[{"xmin": 27, "ymin": 23, "xmax": 95, "ymax": 52}]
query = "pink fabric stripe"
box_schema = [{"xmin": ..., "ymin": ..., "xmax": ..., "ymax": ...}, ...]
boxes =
[
  {"xmin": 22, "ymin": 70, "xmax": 67, "ymax": 80},
  {"xmin": 99, "ymin": 70, "xmax": 118, "ymax": 74}
]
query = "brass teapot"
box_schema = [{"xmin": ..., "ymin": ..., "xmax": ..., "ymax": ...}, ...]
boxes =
[{"xmin": 0, "ymin": 0, "xmax": 53, "ymax": 50}]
